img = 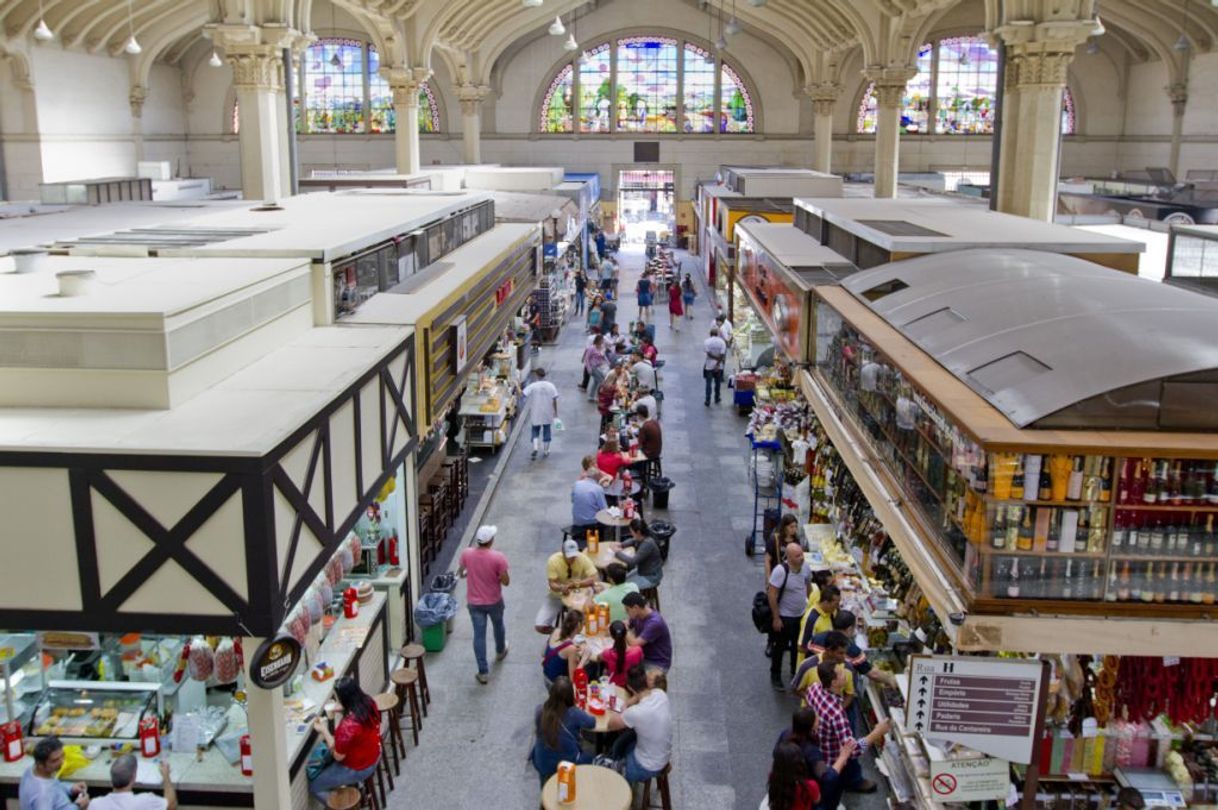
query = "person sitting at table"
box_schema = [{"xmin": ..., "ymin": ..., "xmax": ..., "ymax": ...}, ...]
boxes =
[
  {"xmin": 307, "ymin": 677, "xmax": 383, "ymax": 805},
  {"xmin": 635, "ymin": 404, "xmax": 662, "ymax": 460},
  {"xmin": 90, "ymin": 755, "xmax": 177, "ymax": 810},
  {"xmin": 596, "ymin": 367, "xmax": 624, "ymax": 434},
  {"xmin": 630, "ymin": 350, "xmax": 658, "ymax": 393},
  {"xmin": 634, "ymin": 391, "xmax": 659, "ymax": 427},
  {"xmin": 535, "ymin": 539, "xmax": 599, "ymax": 635},
  {"xmin": 596, "ymin": 433, "xmax": 633, "ymax": 502},
  {"xmin": 640, "ymin": 334, "xmax": 659, "ymax": 364},
  {"xmin": 623, "ymin": 591, "xmax": 673, "ymax": 672},
  {"xmin": 531, "ymin": 675, "xmax": 595, "ymax": 786},
  {"xmin": 616, "ymin": 518, "xmax": 664, "ymax": 590},
  {"xmin": 542, "ymin": 609, "xmax": 587, "ymax": 684},
  {"xmin": 595, "ymin": 563, "xmax": 640, "ymax": 623},
  {"xmin": 775, "ymin": 708, "xmax": 854, "ymax": 810},
  {"xmin": 571, "ymin": 455, "xmax": 611, "ymax": 547},
  {"xmin": 764, "ymin": 741, "xmax": 822, "ymax": 810},
  {"xmin": 606, "ymin": 323, "xmax": 629, "ymax": 360},
  {"xmin": 602, "ymin": 666, "xmax": 672, "ymax": 784},
  {"xmin": 587, "ymin": 619, "xmax": 644, "ymax": 689}
]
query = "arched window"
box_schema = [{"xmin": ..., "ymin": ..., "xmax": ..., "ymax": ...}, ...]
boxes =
[
  {"xmin": 857, "ymin": 35, "xmax": 1078, "ymax": 136},
  {"xmin": 537, "ymin": 33, "xmax": 756, "ymax": 134}
]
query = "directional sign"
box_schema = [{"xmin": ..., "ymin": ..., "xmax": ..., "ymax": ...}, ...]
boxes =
[
  {"xmin": 929, "ymin": 758, "xmax": 1011, "ymax": 803},
  {"xmin": 906, "ymin": 655, "xmax": 1048, "ymax": 764}
]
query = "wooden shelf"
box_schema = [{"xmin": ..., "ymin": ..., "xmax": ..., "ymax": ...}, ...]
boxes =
[
  {"xmin": 1113, "ymin": 503, "xmax": 1218, "ymax": 512},
  {"xmin": 985, "ymin": 496, "xmax": 1109, "ymax": 509},
  {"xmin": 1108, "ymin": 553, "xmax": 1218, "ymax": 563},
  {"xmin": 979, "ymin": 546, "xmax": 1106, "ymax": 559}
]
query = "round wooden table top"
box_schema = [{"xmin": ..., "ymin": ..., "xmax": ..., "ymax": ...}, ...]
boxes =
[
  {"xmin": 591, "ymin": 542, "xmax": 633, "ymax": 570},
  {"xmin": 541, "ymin": 765, "xmax": 632, "ymax": 810},
  {"xmin": 590, "ymin": 685, "xmax": 629, "ymax": 734},
  {"xmin": 562, "ymin": 586, "xmax": 599, "ymax": 612},
  {"xmin": 595, "ymin": 508, "xmax": 632, "ymax": 528}
]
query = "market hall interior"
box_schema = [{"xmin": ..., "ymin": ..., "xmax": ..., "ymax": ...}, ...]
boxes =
[{"xmin": 3, "ymin": 0, "xmax": 1218, "ymax": 809}]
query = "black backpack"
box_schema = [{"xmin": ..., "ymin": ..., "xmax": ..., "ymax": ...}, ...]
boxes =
[{"xmin": 750, "ymin": 564, "xmax": 789, "ymax": 633}]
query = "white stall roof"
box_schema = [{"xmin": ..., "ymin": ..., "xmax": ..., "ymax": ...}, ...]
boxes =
[
  {"xmin": 0, "ymin": 199, "xmax": 251, "ymax": 253},
  {"xmin": 736, "ymin": 221, "xmax": 851, "ymax": 268},
  {"xmin": 463, "ymin": 166, "xmax": 566, "ymax": 191},
  {"xmin": 795, "ymin": 198, "xmax": 1144, "ymax": 254},
  {"xmin": 54, "ymin": 190, "xmax": 492, "ymax": 263},
  {"xmin": 0, "ymin": 324, "xmax": 411, "ymax": 456},
  {"xmin": 488, "ymin": 191, "xmax": 577, "ymax": 225}
]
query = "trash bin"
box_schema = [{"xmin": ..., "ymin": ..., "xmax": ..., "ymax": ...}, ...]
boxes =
[
  {"xmin": 649, "ymin": 476, "xmax": 675, "ymax": 510},
  {"xmin": 421, "ymin": 623, "xmax": 447, "ymax": 652},
  {"xmin": 415, "ymin": 592, "xmax": 458, "ymax": 652},
  {"xmin": 649, "ymin": 520, "xmax": 676, "ymax": 562},
  {"xmin": 430, "ymin": 572, "xmax": 458, "ymax": 594}
]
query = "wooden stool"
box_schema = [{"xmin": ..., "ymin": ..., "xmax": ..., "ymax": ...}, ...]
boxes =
[
  {"xmin": 641, "ymin": 585, "xmax": 661, "ymax": 612},
  {"xmin": 391, "ymin": 667, "xmax": 423, "ymax": 746},
  {"xmin": 374, "ymin": 692, "xmax": 406, "ymax": 776},
  {"xmin": 400, "ymin": 643, "xmax": 431, "ymax": 711},
  {"xmin": 640, "ymin": 763, "xmax": 673, "ymax": 810},
  {"xmin": 361, "ymin": 770, "xmax": 380, "ymax": 810},
  {"xmin": 326, "ymin": 786, "xmax": 361, "ymax": 810},
  {"xmin": 373, "ymin": 746, "xmax": 392, "ymax": 808}
]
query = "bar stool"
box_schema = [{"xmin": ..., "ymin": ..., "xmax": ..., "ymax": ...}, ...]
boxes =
[
  {"xmin": 362, "ymin": 769, "xmax": 381, "ymax": 810},
  {"xmin": 391, "ymin": 667, "xmax": 423, "ymax": 746},
  {"xmin": 640, "ymin": 763, "xmax": 673, "ymax": 810},
  {"xmin": 374, "ymin": 692, "xmax": 406, "ymax": 776},
  {"xmin": 372, "ymin": 744, "xmax": 393, "ymax": 808},
  {"xmin": 641, "ymin": 585, "xmax": 661, "ymax": 612},
  {"xmin": 400, "ymin": 643, "xmax": 431, "ymax": 712},
  {"xmin": 326, "ymin": 786, "xmax": 361, "ymax": 810}
]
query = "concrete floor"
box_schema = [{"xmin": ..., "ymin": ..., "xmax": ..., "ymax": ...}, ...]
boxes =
[{"xmin": 388, "ymin": 244, "xmax": 890, "ymax": 809}]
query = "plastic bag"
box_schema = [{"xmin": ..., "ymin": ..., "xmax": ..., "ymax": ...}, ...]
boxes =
[
  {"xmin": 348, "ymin": 534, "xmax": 362, "ymax": 567},
  {"xmin": 413, "ymin": 593, "xmax": 458, "ymax": 627},
  {"xmin": 304, "ymin": 587, "xmax": 324, "ymax": 625},
  {"xmin": 56, "ymin": 745, "xmax": 90, "ymax": 778},
  {"xmin": 324, "ymin": 557, "xmax": 342, "ymax": 586},
  {"xmin": 338, "ymin": 544, "xmax": 354, "ymax": 573},
  {"xmin": 316, "ymin": 575, "xmax": 334, "ymax": 606},
  {"xmin": 214, "ymin": 638, "xmax": 239, "ymax": 685},
  {"xmin": 286, "ymin": 607, "xmax": 309, "ymax": 646},
  {"xmin": 187, "ymin": 635, "xmax": 214, "ymax": 682}
]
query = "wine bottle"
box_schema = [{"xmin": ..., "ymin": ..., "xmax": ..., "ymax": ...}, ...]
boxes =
[
  {"xmin": 1046, "ymin": 510, "xmax": 1060, "ymax": 553},
  {"xmin": 1017, "ymin": 509, "xmax": 1034, "ymax": 551},
  {"xmin": 1118, "ymin": 458, "xmax": 1133, "ymax": 504},
  {"xmin": 1168, "ymin": 562, "xmax": 1181, "ymax": 602},
  {"xmin": 1061, "ymin": 558, "xmax": 1075, "ymax": 599},
  {"xmin": 1067, "ymin": 456, "xmax": 1084, "ymax": 501},
  {"xmin": 1011, "ymin": 456, "xmax": 1025, "ymax": 500},
  {"xmin": 1158, "ymin": 460, "xmax": 1173, "ymax": 504},
  {"xmin": 1140, "ymin": 563, "xmax": 1156, "ymax": 603},
  {"xmin": 1184, "ymin": 462, "xmax": 1203, "ymax": 503},
  {"xmin": 1167, "ymin": 519, "xmax": 1183, "ymax": 555},
  {"xmin": 1038, "ymin": 463, "xmax": 1052, "ymax": 501},
  {"xmin": 1090, "ymin": 560, "xmax": 1105, "ymax": 600},
  {"xmin": 992, "ymin": 507, "xmax": 1007, "ymax": 550},
  {"xmin": 1186, "ymin": 563, "xmax": 1203, "ymax": 604},
  {"xmin": 1117, "ymin": 561, "xmax": 1131, "ymax": 601},
  {"xmin": 1207, "ymin": 463, "xmax": 1218, "ymax": 505},
  {"xmin": 1007, "ymin": 559, "xmax": 1021, "ymax": 598},
  {"xmin": 1129, "ymin": 514, "xmax": 1143, "ymax": 554},
  {"xmin": 1141, "ymin": 459, "xmax": 1158, "ymax": 504},
  {"xmin": 1005, "ymin": 505, "xmax": 1020, "ymax": 550},
  {"xmin": 1112, "ymin": 512, "xmax": 1128, "ymax": 552},
  {"xmin": 1153, "ymin": 563, "xmax": 1167, "ymax": 603},
  {"xmin": 1129, "ymin": 561, "xmax": 1142, "ymax": 602},
  {"xmin": 1206, "ymin": 515, "xmax": 1217, "ymax": 557},
  {"xmin": 1203, "ymin": 563, "xmax": 1217, "ymax": 606},
  {"xmin": 1141, "ymin": 516, "xmax": 1156, "ymax": 554},
  {"xmin": 1099, "ymin": 457, "xmax": 1112, "ymax": 503},
  {"xmin": 1168, "ymin": 461, "xmax": 1183, "ymax": 506},
  {"xmin": 1105, "ymin": 562, "xmax": 1119, "ymax": 602}
]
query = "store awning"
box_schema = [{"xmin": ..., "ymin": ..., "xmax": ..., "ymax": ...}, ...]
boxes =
[{"xmin": 841, "ymin": 249, "xmax": 1218, "ymax": 429}]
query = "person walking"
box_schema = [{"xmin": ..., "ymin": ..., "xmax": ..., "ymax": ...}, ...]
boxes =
[
  {"xmin": 522, "ymin": 367, "xmax": 559, "ymax": 459},
  {"xmin": 600, "ymin": 292, "xmax": 618, "ymax": 336},
  {"xmin": 681, "ymin": 273, "xmax": 696, "ymax": 320},
  {"xmin": 573, "ymin": 269, "xmax": 587, "ymax": 316},
  {"xmin": 636, "ymin": 272, "xmax": 654, "ymax": 322},
  {"xmin": 582, "ymin": 335, "xmax": 610, "ymax": 401},
  {"xmin": 458, "ymin": 525, "xmax": 510, "ymax": 684},
  {"xmin": 667, "ymin": 278, "xmax": 684, "ymax": 332},
  {"xmin": 768, "ymin": 542, "xmax": 813, "ymax": 691},
  {"xmin": 703, "ymin": 326, "xmax": 727, "ymax": 406}
]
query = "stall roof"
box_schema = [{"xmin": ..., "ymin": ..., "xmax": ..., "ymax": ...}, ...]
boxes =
[
  {"xmin": 462, "ymin": 166, "xmax": 566, "ymax": 191},
  {"xmin": 841, "ymin": 249, "xmax": 1218, "ymax": 429},
  {"xmin": 736, "ymin": 221, "xmax": 857, "ymax": 287},
  {"xmin": 487, "ymin": 191, "xmax": 577, "ymax": 226},
  {"xmin": 345, "ymin": 223, "xmax": 540, "ymax": 325},
  {"xmin": 0, "ymin": 323, "xmax": 411, "ymax": 456},
  {"xmin": 795, "ymin": 198, "xmax": 1144, "ymax": 254},
  {"xmin": 718, "ymin": 197, "xmax": 795, "ymax": 213},
  {"xmin": 0, "ymin": 199, "xmax": 251, "ymax": 253},
  {"xmin": 50, "ymin": 190, "xmax": 492, "ymax": 262}
]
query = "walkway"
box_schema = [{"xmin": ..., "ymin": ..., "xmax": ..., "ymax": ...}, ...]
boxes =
[{"xmin": 389, "ymin": 245, "xmax": 885, "ymax": 809}]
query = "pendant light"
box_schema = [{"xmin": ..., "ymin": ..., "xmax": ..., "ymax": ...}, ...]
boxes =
[
  {"xmin": 209, "ymin": 50, "xmax": 223, "ymax": 67},
  {"xmin": 564, "ymin": 32, "xmax": 578, "ymax": 51},
  {"xmin": 327, "ymin": 3, "xmax": 341, "ymax": 67},
  {"xmin": 123, "ymin": 0, "xmax": 141, "ymax": 55},
  {"xmin": 33, "ymin": 0, "xmax": 53, "ymax": 41},
  {"xmin": 724, "ymin": 0, "xmax": 741, "ymax": 35},
  {"xmin": 1086, "ymin": 40, "xmax": 1099, "ymax": 55},
  {"xmin": 747, "ymin": 0, "xmax": 767, "ymax": 5},
  {"xmin": 522, "ymin": 0, "xmax": 543, "ymax": 6},
  {"xmin": 548, "ymin": 15, "xmax": 565, "ymax": 36},
  {"xmin": 1175, "ymin": 0, "xmax": 1190, "ymax": 51}
]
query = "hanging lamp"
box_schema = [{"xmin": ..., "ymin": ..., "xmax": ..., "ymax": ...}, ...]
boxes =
[
  {"xmin": 33, "ymin": 0, "xmax": 53, "ymax": 41},
  {"xmin": 549, "ymin": 16, "xmax": 565, "ymax": 36},
  {"xmin": 209, "ymin": 50, "xmax": 223, "ymax": 67},
  {"xmin": 123, "ymin": 0, "xmax": 141, "ymax": 54}
]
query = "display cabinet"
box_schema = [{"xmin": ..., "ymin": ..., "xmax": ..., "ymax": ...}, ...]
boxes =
[{"xmin": 29, "ymin": 681, "xmax": 158, "ymax": 742}]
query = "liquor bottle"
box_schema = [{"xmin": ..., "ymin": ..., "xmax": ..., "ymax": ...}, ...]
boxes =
[
  {"xmin": 1067, "ymin": 456, "xmax": 1084, "ymax": 501},
  {"xmin": 1142, "ymin": 516, "xmax": 1158, "ymax": 554},
  {"xmin": 1140, "ymin": 563, "xmax": 1156, "ymax": 603},
  {"xmin": 1112, "ymin": 512, "xmax": 1128, "ymax": 552},
  {"xmin": 1011, "ymin": 456, "xmax": 1025, "ymax": 500},
  {"xmin": 1006, "ymin": 559, "xmax": 1021, "ymax": 598},
  {"xmin": 1099, "ymin": 457, "xmax": 1112, "ymax": 503},
  {"xmin": 1046, "ymin": 511, "xmax": 1060, "ymax": 553},
  {"xmin": 1128, "ymin": 561, "xmax": 1142, "ymax": 602},
  {"xmin": 1017, "ymin": 509, "xmax": 1034, "ymax": 551},
  {"xmin": 1166, "ymin": 519, "xmax": 1182, "ymax": 555},
  {"xmin": 1141, "ymin": 459, "xmax": 1158, "ymax": 504},
  {"xmin": 1153, "ymin": 563, "xmax": 1167, "ymax": 604},
  {"xmin": 1168, "ymin": 562, "xmax": 1181, "ymax": 602},
  {"xmin": 1033, "ymin": 557, "xmax": 1049, "ymax": 599},
  {"xmin": 1158, "ymin": 461, "xmax": 1173, "ymax": 504},
  {"xmin": 1105, "ymin": 562, "xmax": 1119, "ymax": 602},
  {"xmin": 991, "ymin": 507, "xmax": 1007, "ymax": 550},
  {"xmin": 1061, "ymin": 558, "xmax": 1075, "ymax": 599},
  {"xmin": 1168, "ymin": 462, "xmax": 1184, "ymax": 506},
  {"xmin": 1204, "ymin": 563, "xmax": 1217, "ymax": 606},
  {"xmin": 1038, "ymin": 463, "xmax": 1053, "ymax": 501},
  {"xmin": 1071, "ymin": 508, "xmax": 1088, "ymax": 554},
  {"xmin": 1005, "ymin": 505, "xmax": 1020, "ymax": 550},
  {"xmin": 1117, "ymin": 561, "xmax": 1132, "ymax": 601},
  {"xmin": 1128, "ymin": 514, "xmax": 1143, "ymax": 554},
  {"xmin": 1118, "ymin": 458, "xmax": 1133, "ymax": 504},
  {"xmin": 1184, "ymin": 463, "xmax": 1204, "ymax": 503},
  {"xmin": 1090, "ymin": 560, "xmax": 1105, "ymax": 600}
]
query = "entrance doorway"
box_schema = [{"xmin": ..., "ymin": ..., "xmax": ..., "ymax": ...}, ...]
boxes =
[{"xmin": 618, "ymin": 169, "xmax": 675, "ymax": 244}]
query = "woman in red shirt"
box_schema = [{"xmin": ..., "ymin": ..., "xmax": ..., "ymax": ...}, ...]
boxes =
[
  {"xmin": 308, "ymin": 677, "xmax": 383, "ymax": 803},
  {"xmin": 766, "ymin": 742, "xmax": 821, "ymax": 810},
  {"xmin": 597, "ymin": 434, "xmax": 632, "ymax": 501}
]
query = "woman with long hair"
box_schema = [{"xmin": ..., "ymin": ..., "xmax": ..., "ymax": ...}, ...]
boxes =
[
  {"xmin": 583, "ymin": 334, "xmax": 610, "ymax": 401},
  {"xmin": 681, "ymin": 273, "xmax": 696, "ymax": 320},
  {"xmin": 542, "ymin": 609, "xmax": 587, "ymax": 684},
  {"xmin": 593, "ymin": 620, "xmax": 643, "ymax": 687},
  {"xmin": 531, "ymin": 675, "xmax": 595, "ymax": 785},
  {"xmin": 774, "ymin": 708, "xmax": 853, "ymax": 810},
  {"xmin": 765, "ymin": 513, "xmax": 803, "ymax": 584},
  {"xmin": 307, "ymin": 677, "xmax": 383, "ymax": 803},
  {"xmin": 667, "ymin": 277, "xmax": 684, "ymax": 332},
  {"xmin": 766, "ymin": 741, "xmax": 820, "ymax": 810}
]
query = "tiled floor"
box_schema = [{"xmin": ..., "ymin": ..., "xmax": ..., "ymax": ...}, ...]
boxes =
[{"xmin": 388, "ymin": 244, "xmax": 890, "ymax": 809}]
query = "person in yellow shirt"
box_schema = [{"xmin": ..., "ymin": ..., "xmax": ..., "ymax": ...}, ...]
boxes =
[
  {"xmin": 534, "ymin": 539, "xmax": 599, "ymax": 634},
  {"xmin": 796, "ymin": 584, "xmax": 840, "ymax": 666},
  {"xmin": 789, "ymin": 631, "xmax": 854, "ymax": 708}
]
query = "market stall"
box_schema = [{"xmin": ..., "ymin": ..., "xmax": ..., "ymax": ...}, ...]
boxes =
[{"xmin": 0, "ymin": 253, "xmax": 421, "ymax": 808}]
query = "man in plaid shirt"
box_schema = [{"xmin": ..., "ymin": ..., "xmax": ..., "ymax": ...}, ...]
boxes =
[{"xmin": 805, "ymin": 660, "xmax": 891, "ymax": 793}]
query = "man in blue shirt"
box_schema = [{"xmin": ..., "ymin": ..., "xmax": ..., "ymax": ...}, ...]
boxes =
[
  {"xmin": 571, "ymin": 455, "xmax": 609, "ymax": 548},
  {"xmin": 19, "ymin": 736, "xmax": 89, "ymax": 809}
]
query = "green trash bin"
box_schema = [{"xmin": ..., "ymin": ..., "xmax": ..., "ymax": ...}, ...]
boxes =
[{"xmin": 421, "ymin": 622, "xmax": 447, "ymax": 652}]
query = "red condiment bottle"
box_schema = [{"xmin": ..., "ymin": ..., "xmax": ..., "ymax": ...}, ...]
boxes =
[
  {"xmin": 2, "ymin": 721, "xmax": 23, "ymax": 763},
  {"xmin": 573, "ymin": 668, "xmax": 589, "ymax": 709},
  {"xmin": 389, "ymin": 531, "xmax": 400, "ymax": 566},
  {"xmin": 343, "ymin": 587, "xmax": 359, "ymax": 619},
  {"xmin": 138, "ymin": 716, "xmax": 160, "ymax": 758}
]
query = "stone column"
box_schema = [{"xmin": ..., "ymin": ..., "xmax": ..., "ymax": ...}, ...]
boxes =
[
  {"xmin": 128, "ymin": 85, "xmax": 147, "ymax": 164},
  {"xmin": 457, "ymin": 83, "xmax": 490, "ymax": 165},
  {"xmin": 1167, "ymin": 82, "xmax": 1188, "ymax": 180},
  {"xmin": 994, "ymin": 21, "xmax": 1093, "ymax": 220},
  {"xmin": 386, "ymin": 67, "xmax": 430, "ymax": 175},
  {"xmin": 865, "ymin": 68, "xmax": 916, "ymax": 198},
  {"xmin": 805, "ymin": 82, "xmax": 840, "ymax": 174}
]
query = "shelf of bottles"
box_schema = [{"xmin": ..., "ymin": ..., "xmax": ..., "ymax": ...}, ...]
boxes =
[{"xmin": 816, "ymin": 300, "xmax": 1218, "ymax": 609}]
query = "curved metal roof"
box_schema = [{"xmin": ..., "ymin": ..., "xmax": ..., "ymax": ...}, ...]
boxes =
[{"xmin": 841, "ymin": 249, "xmax": 1218, "ymax": 429}]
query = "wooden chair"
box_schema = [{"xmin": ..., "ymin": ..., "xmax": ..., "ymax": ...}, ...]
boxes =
[
  {"xmin": 390, "ymin": 667, "xmax": 424, "ymax": 746},
  {"xmin": 400, "ymin": 643, "xmax": 431, "ymax": 711},
  {"xmin": 639, "ymin": 763, "xmax": 673, "ymax": 810}
]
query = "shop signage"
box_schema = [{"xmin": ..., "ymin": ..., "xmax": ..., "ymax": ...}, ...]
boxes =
[
  {"xmin": 249, "ymin": 635, "xmax": 302, "ymax": 690},
  {"xmin": 906, "ymin": 656, "xmax": 1047, "ymax": 764},
  {"xmin": 452, "ymin": 316, "xmax": 468, "ymax": 373},
  {"xmin": 929, "ymin": 758, "xmax": 1010, "ymax": 802},
  {"xmin": 738, "ymin": 240, "xmax": 804, "ymax": 361},
  {"xmin": 494, "ymin": 278, "xmax": 514, "ymax": 307}
]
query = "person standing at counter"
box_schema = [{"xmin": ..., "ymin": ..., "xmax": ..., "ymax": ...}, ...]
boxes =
[
  {"xmin": 19, "ymin": 736, "xmax": 89, "ymax": 809},
  {"xmin": 459, "ymin": 525, "xmax": 511, "ymax": 685},
  {"xmin": 90, "ymin": 756, "xmax": 176, "ymax": 810},
  {"xmin": 308, "ymin": 678, "xmax": 383, "ymax": 804},
  {"xmin": 768, "ymin": 543, "xmax": 813, "ymax": 692}
]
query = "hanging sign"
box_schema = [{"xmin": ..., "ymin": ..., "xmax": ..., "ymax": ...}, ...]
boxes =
[
  {"xmin": 929, "ymin": 758, "xmax": 1010, "ymax": 803},
  {"xmin": 249, "ymin": 635, "xmax": 302, "ymax": 689}
]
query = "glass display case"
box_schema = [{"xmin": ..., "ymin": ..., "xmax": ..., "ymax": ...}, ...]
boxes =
[
  {"xmin": 815, "ymin": 299, "xmax": 1218, "ymax": 611},
  {"xmin": 29, "ymin": 681, "xmax": 158, "ymax": 741}
]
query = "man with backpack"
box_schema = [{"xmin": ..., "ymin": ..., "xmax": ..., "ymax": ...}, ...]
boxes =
[{"xmin": 767, "ymin": 542, "xmax": 813, "ymax": 691}]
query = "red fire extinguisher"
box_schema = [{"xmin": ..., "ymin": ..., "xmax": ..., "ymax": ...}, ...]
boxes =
[
  {"xmin": 1, "ymin": 721, "xmax": 23, "ymax": 763},
  {"xmin": 240, "ymin": 734, "xmax": 253, "ymax": 776},
  {"xmin": 138, "ymin": 716, "xmax": 160, "ymax": 758},
  {"xmin": 388, "ymin": 530, "xmax": 400, "ymax": 566}
]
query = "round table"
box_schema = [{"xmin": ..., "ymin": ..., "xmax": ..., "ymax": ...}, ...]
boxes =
[
  {"xmin": 591, "ymin": 541, "xmax": 626, "ymax": 570},
  {"xmin": 596, "ymin": 508, "xmax": 632, "ymax": 544},
  {"xmin": 541, "ymin": 764, "xmax": 632, "ymax": 810},
  {"xmin": 562, "ymin": 586, "xmax": 599, "ymax": 613},
  {"xmin": 590, "ymin": 685, "xmax": 629, "ymax": 733}
]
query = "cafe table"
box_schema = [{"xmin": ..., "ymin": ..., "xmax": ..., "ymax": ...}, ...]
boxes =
[
  {"xmin": 541, "ymin": 765, "xmax": 632, "ymax": 810},
  {"xmin": 590, "ymin": 685, "xmax": 629, "ymax": 733},
  {"xmin": 596, "ymin": 508, "xmax": 632, "ymax": 544},
  {"xmin": 562, "ymin": 586, "xmax": 600, "ymax": 614},
  {"xmin": 590, "ymin": 541, "xmax": 630, "ymax": 571}
]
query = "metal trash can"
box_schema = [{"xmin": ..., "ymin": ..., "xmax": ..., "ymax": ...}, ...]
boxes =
[
  {"xmin": 649, "ymin": 476, "xmax": 675, "ymax": 509},
  {"xmin": 649, "ymin": 520, "xmax": 676, "ymax": 562}
]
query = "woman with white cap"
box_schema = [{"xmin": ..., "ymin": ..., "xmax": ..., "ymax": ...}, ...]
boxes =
[{"xmin": 459, "ymin": 525, "xmax": 511, "ymax": 684}]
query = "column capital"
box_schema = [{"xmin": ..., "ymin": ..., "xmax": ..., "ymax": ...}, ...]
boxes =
[
  {"xmin": 1166, "ymin": 81, "xmax": 1188, "ymax": 115},
  {"xmin": 457, "ymin": 83, "xmax": 491, "ymax": 116},
  {"xmin": 803, "ymin": 81, "xmax": 841, "ymax": 117},
  {"xmin": 863, "ymin": 66, "xmax": 917, "ymax": 108},
  {"xmin": 386, "ymin": 66, "xmax": 433, "ymax": 106},
  {"xmin": 993, "ymin": 19, "xmax": 1094, "ymax": 88},
  {"xmin": 128, "ymin": 84, "xmax": 147, "ymax": 119},
  {"xmin": 205, "ymin": 23, "xmax": 304, "ymax": 91}
]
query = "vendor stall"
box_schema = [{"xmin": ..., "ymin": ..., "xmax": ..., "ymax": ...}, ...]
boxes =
[{"xmin": 0, "ymin": 253, "xmax": 420, "ymax": 808}]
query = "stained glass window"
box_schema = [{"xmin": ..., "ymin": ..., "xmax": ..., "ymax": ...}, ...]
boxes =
[
  {"xmin": 541, "ymin": 64, "xmax": 574, "ymax": 133},
  {"xmin": 615, "ymin": 36, "xmax": 679, "ymax": 133},
  {"xmin": 303, "ymin": 38, "xmax": 366, "ymax": 133},
  {"xmin": 857, "ymin": 44, "xmax": 932, "ymax": 134},
  {"xmin": 936, "ymin": 36, "xmax": 998, "ymax": 134},
  {"xmin": 367, "ymin": 45, "xmax": 394, "ymax": 133},
  {"xmin": 1061, "ymin": 86, "xmax": 1076, "ymax": 135},
  {"xmin": 579, "ymin": 44, "xmax": 612, "ymax": 133},
  {"xmin": 418, "ymin": 81, "xmax": 440, "ymax": 133},
  {"xmin": 683, "ymin": 44, "xmax": 715, "ymax": 134},
  {"xmin": 720, "ymin": 62, "xmax": 753, "ymax": 133}
]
